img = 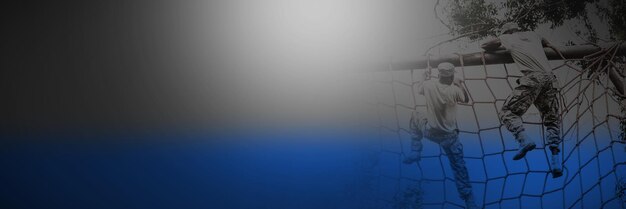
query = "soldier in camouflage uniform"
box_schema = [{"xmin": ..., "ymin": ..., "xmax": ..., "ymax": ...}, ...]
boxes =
[
  {"xmin": 403, "ymin": 62, "xmax": 478, "ymax": 209},
  {"xmin": 482, "ymin": 23, "xmax": 565, "ymax": 178}
]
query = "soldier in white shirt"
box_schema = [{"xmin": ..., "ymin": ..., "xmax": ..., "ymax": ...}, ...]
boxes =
[
  {"xmin": 482, "ymin": 23, "xmax": 565, "ymax": 178},
  {"xmin": 403, "ymin": 62, "xmax": 478, "ymax": 209}
]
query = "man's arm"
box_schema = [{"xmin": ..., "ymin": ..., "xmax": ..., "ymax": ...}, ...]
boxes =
[
  {"xmin": 453, "ymin": 77, "xmax": 470, "ymax": 103},
  {"xmin": 542, "ymin": 37, "xmax": 566, "ymax": 60},
  {"xmin": 417, "ymin": 70, "xmax": 429, "ymax": 95},
  {"xmin": 481, "ymin": 38, "xmax": 502, "ymax": 51}
]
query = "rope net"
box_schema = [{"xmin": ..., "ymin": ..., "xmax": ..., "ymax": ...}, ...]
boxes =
[{"xmin": 360, "ymin": 45, "xmax": 626, "ymax": 209}]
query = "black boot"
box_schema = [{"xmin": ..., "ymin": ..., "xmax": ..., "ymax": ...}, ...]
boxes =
[
  {"xmin": 513, "ymin": 133, "xmax": 536, "ymax": 161},
  {"xmin": 550, "ymin": 147, "xmax": 563, "ymax": 178}
]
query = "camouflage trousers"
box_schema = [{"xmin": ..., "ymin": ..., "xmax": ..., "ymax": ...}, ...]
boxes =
[
  {"xmin": 409, "ymin": 112, "xmax": 473, "ymax": 199},
  {"xmin": 499, "ymin": 71, "xmax": 561, "ymax": 148}
]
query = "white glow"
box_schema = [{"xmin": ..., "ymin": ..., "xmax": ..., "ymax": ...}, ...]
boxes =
[{"xmin": 192, "ymin": 0, "xmax": 439, "ymax": 128}]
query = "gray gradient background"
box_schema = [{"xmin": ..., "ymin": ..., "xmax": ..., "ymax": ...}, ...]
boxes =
[{"xmin": 1, "ymin": 0, "xmax": 614, "ymax": 134}]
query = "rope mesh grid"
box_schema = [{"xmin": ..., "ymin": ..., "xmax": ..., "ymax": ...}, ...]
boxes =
[{"xmin": 362, "ymin": 45, "xmax": 626, "ymax": 209}]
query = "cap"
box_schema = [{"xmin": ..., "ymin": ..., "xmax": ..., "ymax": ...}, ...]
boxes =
[{"xmin": 437, "ymin": 62, "xmax": 455, "ymax": 77}]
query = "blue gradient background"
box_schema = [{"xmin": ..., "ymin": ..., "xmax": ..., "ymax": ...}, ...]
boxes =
[
  {"xmin": 0, "ymin": 132, "xmax": 372, "ymax": 209},
  {"xmin": 2, "ymin": 131, "xmax": 624, "ymax": 209}
]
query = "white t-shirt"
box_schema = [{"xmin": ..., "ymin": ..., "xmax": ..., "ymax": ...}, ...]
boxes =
[
  {"xmin": 419, "ymin": 80, "xmax": 465, "ymax": 133},
  {"xmin": 499, "ymin": 31, "xmax": 552, "ymax": 73}
]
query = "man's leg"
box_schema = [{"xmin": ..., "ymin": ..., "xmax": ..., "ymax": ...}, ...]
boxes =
[
  {"xmin": 441, "ymin": 136, "xmax": 478, "ymax": 209},
  {"xmin": 499, "ymin": 75, "xmax": 542, "ymax": 160},
  {"xmin": 404, "ymin": 111, "xmax": 427, "ymax": 164},
  {"xmin": 535, "ymin": 85, "xmax": 563, "ymax": 178}
]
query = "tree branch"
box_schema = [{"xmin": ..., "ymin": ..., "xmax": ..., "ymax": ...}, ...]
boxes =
[
  {"xmin": 434, "ymin": 0, "xmax": 453, "ymax": 31},
  {"xmin": 423, "ymin": 28, "xmax": 493, "ymax": 56}
]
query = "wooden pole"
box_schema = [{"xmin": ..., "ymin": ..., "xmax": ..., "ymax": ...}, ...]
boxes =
[
  {"xmin": 381, "ymin": 43, "xmax": 626, "ymax": 96},
  {"xmin": 386, "ymin": 44, "xmax": 626, "ymax": 70}
]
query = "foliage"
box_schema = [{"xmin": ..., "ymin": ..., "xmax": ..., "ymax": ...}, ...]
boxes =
[
  {"xmin": 597, "ymin": 0, "xmax": 626, "ymax": 41},
  {"xmin": 440, "ymin": 0, "xmax": 625, "ymax": 42},
  {"xmin": 446, "ymin": 0, "xmax": 500, "ymax": 39}
]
